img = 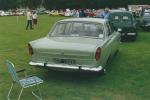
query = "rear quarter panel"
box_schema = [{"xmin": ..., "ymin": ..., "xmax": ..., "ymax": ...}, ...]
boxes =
[{"xmin": 97, "ymin": 23, "xmax": 120, "ymax": 68}]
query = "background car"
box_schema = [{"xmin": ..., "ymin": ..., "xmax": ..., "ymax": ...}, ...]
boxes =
[
  {"xmin": 141, "ymin": 11, "xmax": 150, "ymax": 30},
  {"xmin": 28, "ymin": 18, "xmax": 120, "ymax": 73},
  {"xmin": 48, "ymin": 10, "xmax": 60, "ymax": 16},
  {"xmin": 0, "ymin": 10, "xmax": 7, "ymax": 16},
  {"xmin": 108, "ymin": 10, "xmax": 138, "ymax": 41}
]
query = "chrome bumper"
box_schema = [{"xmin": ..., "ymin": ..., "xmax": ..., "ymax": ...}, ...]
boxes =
[{"xmin": 29, "ymin": 61, "xmax": 103, "ymax": 72}]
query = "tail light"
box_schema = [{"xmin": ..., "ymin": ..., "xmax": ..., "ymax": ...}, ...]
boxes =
[
  {"xmin": 95, "ymin": 47, "xmax": 101, "ymax": 61},
  {"xmin": 28, "ymin": 43, "xmax": 33, "ymax": 55}
]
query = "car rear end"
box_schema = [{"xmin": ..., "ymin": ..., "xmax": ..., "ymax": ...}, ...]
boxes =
[
  {"xmin": 109, "ymin": 10, "xmax": 138, "ymax": 41},
  {"xmin": 28, "ymin": 18, "xmax": 108, "ymax": 72},
  {"xmin": 142, "ymin": 11, "xmax": 150, "ymax": 29},
  {"xmin": 28, "ymin": 37, "xmax": 104, "ymax": 72}
]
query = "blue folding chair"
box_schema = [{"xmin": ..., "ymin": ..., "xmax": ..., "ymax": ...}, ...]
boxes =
[{"xmin": 5, "ymin": 60, "xmax": 43, "ymax": 100}]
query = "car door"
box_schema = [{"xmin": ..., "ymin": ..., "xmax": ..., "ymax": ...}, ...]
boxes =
[
  {"xmin": 106, "ymin": 22, "xmax": 120, "ymax": 56},
  {"xmin": 100, "ymin": 22, "xmax": 113, "ymax": 66}
]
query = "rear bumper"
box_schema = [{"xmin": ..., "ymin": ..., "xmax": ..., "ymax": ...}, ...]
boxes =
[{"xmin": 29, "ymin": 61, "xmax": 103, "ymax": 72}]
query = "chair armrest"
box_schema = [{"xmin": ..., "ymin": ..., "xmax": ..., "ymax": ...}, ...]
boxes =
[{"xmin": 16, "ymin": 68, "xmax": 26, "ymax": 73}]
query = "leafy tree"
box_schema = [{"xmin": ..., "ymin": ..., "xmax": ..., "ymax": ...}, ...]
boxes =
[
  {"xmin": 0, "ymin": 0, "xmax": 150, "ymax": 10},
  {"xmin": 0, "ymin": 0, "xmax": 19, "ymax": 10},
  {"xmin": 43, "ymin": 0, "xmax": 150, "ymax": 10},
  {"xmin": 19, "ymin": 0, "xmax": 42, "ymax": 9}
]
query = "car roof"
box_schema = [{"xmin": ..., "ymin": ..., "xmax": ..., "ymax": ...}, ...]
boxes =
[{"xmin": 58, "ymin": 18, "xmax": 106, "ymax": 24}]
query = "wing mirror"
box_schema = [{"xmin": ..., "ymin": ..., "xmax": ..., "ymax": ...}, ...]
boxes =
[{"xmin": 117, "ymin": 28, "xmax": 122, "ymax": 32}]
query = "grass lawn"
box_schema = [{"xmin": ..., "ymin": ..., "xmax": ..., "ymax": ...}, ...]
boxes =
[{"xmin": 0, "ymin": 15, "xmax": 150, "ymax": 100}]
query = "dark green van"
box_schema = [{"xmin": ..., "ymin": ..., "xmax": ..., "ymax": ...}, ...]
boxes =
[{"xmin": 108, "ymin": 10, "xmax": 138, "ymax": 41}]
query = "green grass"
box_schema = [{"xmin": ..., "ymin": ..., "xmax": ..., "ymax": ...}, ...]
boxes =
[{"xmin": 0, "ymin": 15, "xmax": 150, "ymax": 100}]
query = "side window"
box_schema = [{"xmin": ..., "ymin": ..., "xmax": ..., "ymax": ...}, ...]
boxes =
[
  {"xmin": 106, "ymin": 23, "xmax": 112, "ymax": 36},
  {"xmin": 109, "ymin": 22, "xmax": 114, "ymax": 32},
  {"xmin": 65, "ymin": 23, "xmax": 71, "ymax": 34},
  {"xmin": 105, "ymin": 23, "xmax": 109, "ymax": 36},
  {"xmin": 52, "ymin": 23, "xmax": 66, "ymax": 35}
]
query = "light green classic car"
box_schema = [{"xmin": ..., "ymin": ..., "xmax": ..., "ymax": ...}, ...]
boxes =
[{"xmin": 28, "ymin": 18, "xmax": 120, "ymax": 73}]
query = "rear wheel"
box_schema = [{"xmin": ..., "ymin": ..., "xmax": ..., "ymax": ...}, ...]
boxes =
[
  {"xmin": 106, "ymin": 55, "xmax": 112, "ymax": 65},
  {"xmin": 100, "ymin": 55, "xmax": 111, "ymax": 75},
  {"xmin": 114, "ymin": 49, "xmax": 119, "ymax": 56}
]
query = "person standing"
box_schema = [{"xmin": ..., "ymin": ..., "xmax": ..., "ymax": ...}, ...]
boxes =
[
  {"xmin": 32, "ymin": 11, "xmax": 38, "ymax": 29},
  {"xmin": 99, "ymin": 8, "xmax": 110, "ymax": 19},
  {"xmin": 26, "ymin": 10, "xmax": 33, "ymax": 30},
  {"xmin": 79, "ymin": 9, "xmax": 86, "ymax": 17}
]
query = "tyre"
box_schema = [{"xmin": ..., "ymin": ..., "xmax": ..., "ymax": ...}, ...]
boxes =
[{"xmin": 114, "ymin": 49, "xmax": 119, "ymax": 56}]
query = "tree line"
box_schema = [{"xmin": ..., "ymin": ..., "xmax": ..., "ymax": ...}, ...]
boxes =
[{"xmin": 0, "ymin": 0, "xmax": 150, "ymax": 10}]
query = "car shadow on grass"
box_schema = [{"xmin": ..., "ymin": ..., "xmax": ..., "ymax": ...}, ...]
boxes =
[{"xmin": 40, "ymin": 68, "xmax": 105, "ymax": 83}]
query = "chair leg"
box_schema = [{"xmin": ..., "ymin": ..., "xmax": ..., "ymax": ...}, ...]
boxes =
[
  {"xmin": 37, "ymin": 84, "xmax": 42, "ymax": 99},
  {"xmin": 7, "ymin": 83, "xmax": 14, "ymax": 100},
  {"xmin": 18, "ymin": 88, "xmax": 24, "ymax": 100},
  {"xmin": 32, "ymin": 84, "xmax": 42, "ymax": 100}
]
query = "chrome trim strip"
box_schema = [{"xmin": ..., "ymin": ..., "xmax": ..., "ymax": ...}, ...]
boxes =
[
  {"xmin": 29, "ymin": 62, "xmax": 44, "ymax": 66},
  {"xmin": 29, "ymin": 62, "xmax": 103, "ymax": 72}
]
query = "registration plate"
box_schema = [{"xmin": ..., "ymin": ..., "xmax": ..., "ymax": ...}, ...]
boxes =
[
  {"xmin": 127, "ymin": 33, "xmax": 136, "ymax": 35},
  {"xmin": 53, "ymin": 58, "xmax": 76, "ymax": 64}
]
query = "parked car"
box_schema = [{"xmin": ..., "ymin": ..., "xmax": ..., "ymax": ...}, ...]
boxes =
[
  {"xmin": 28, "ymin": 18, "xmax": 120, "ymax": 73},
  {"xmin": 0, "ymin": 10, "xmax": 7, "ymax": 16},
  {"xmin": 108, "ymin": 10, "xmax": 138, "ymax": 41},
  {"xmin": 48, "ymin": 10, "xmax": 59, "ymax": 16},
  {"xmin": 64, "ymin": 9, "xmax": 73, "ymax": 17},
  {"xmin": 141, "ymin": 11, "xmax": 150, "ymax": 30}
]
